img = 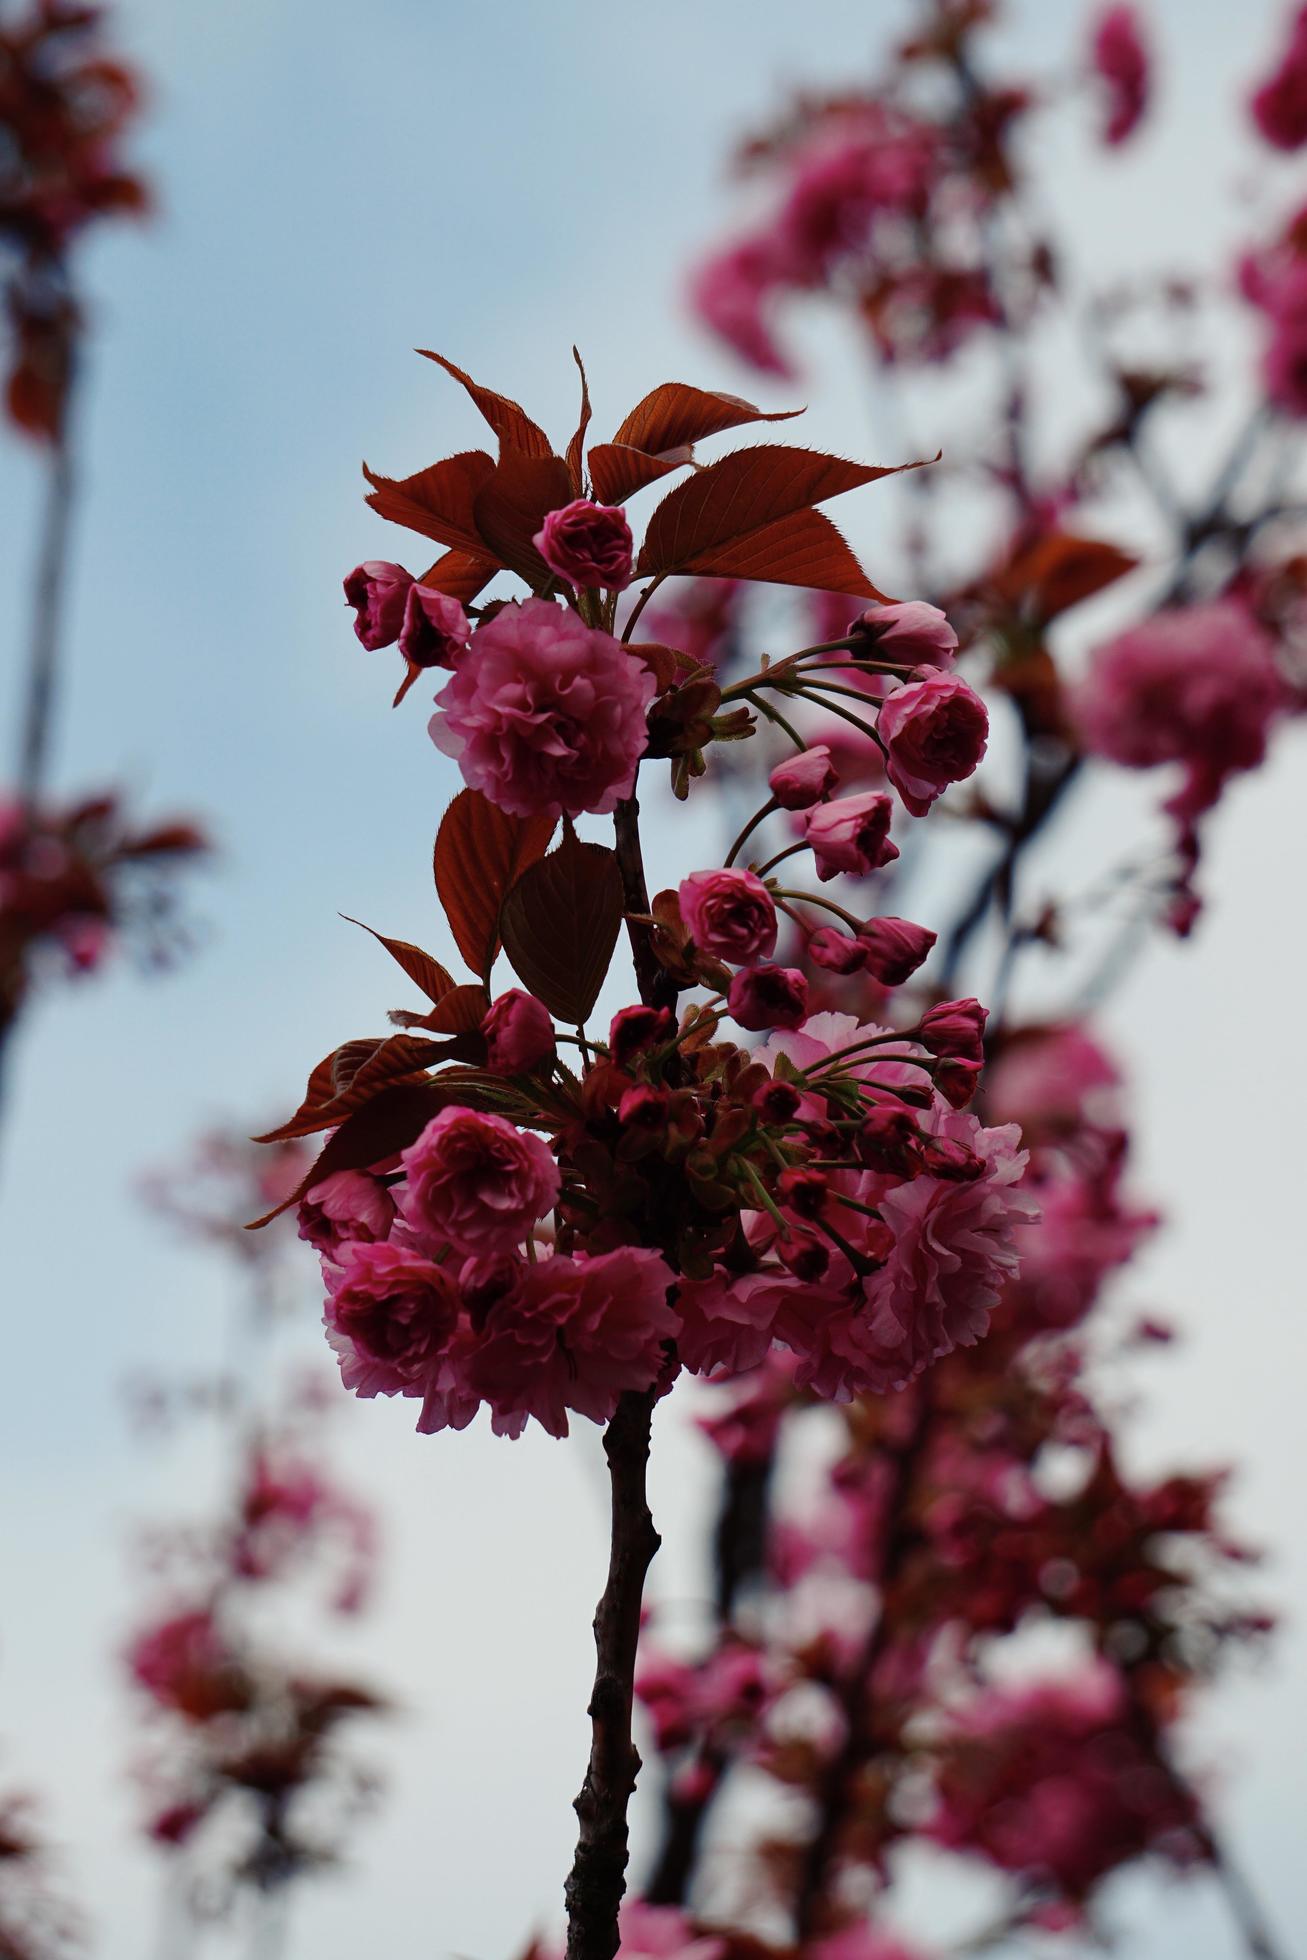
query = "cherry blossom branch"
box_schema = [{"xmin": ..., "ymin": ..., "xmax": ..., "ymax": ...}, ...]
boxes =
[
  {"xmin": 564, "ymin": 785, "xmax": 670, "ymax": 1960},
  {"xmin": 564, "ymin": 1384, "xmax": 662, "ymax": 1960}
]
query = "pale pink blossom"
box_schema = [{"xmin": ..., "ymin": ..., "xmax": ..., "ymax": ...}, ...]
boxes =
[{"xmin": 430, "ymin": 599, "xmax": 655, "ymax": 820}]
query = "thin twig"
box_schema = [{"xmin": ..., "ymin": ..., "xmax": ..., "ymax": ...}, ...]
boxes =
[{"xmin": 18, "ymin": 359, "xmax": 79, "ymax": 806}]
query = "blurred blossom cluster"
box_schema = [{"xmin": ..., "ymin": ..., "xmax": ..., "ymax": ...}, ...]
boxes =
[{"xmin": 0, "ymin": 0, "xmax": 148, "ymax": 439}]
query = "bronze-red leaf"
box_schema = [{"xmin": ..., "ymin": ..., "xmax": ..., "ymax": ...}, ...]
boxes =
[
  {"xmin": 636, "ymin": 445, "xmax": 928, "ymax": 581},
  {"xmin": 612, "ymin": 381, "xmax": 803, "ymax": 457},
  {"xmin": 498, "ymin": 831, "xmax": 624, "ymax": 1026},
  {"xmin": 418, "ymin": 350, "xmax": 555, "ymax": 459},
  {"xmin": 433, "ymin": 789, "xmax": 556, "ymax": 986},
  {"xmin": 473, "ymin": 451, "xmax": 575, "ymax": 589},
  {"xmin": 363, "ymin": 450, "xmax": 496, "ymax": 556}
]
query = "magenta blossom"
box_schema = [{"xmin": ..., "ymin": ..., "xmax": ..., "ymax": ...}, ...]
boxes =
[
  {"xmin": 398, "ymin": 584, "xmax": 471, "ymax": 669},
  {"xmin": 728, "ymin": 965, "xmax": 809, "ymax": 1031},
  {"xmin": 769, "ymin": 744, "xmax": 839, "ymax": 809},
  {"xmin": 297, "ymin": 1169, "xmax": 396, "ymax": 1258},
  {"xmin": 859, "ymin": 916, "xmax": 936, "ymax": 986},
  {"xmin": 399, "ymin": 1105, "xmax": 560, "ymax": 1257},
  {"xmin": 679, "ymin": 868, "xmax": 777, "ymax": 964},
  {"xmin": 1090, "ymin": 6, "xmax": 1149, "ymax": 146},
  {"xmin": 849, "ymin": 600, "xmax": 958, "ymax": 667},
  {"xmin": 534, "ymin": 499, "xmax": 634, "ymax": 589},
  {"xmin": 481, "ymin": 989, "xmax": 555, "ymax": 1075},
  {"xmin": 462, "ymin": 1247, "xmax": 677, "ymax": 1438},
  {"xmin": 344, "ymin": 561, "xmax": 412, "ymax": 649},
  {"xmin": 1251, "ymin": 3, "xmax": 1307, "ymax": 149},
  {"xmin": 878, "ymin": 671, "xmax": 989, "ymax": 817},
  {"xmin": 804, "ymin": 791, "xmax": 899, "ymax": 880},
  {"xmin": 323, "ymin": 1238, "xmax": 461, "ymax": 1395},
  {"xmin": 1075, "ymin": 599, "xmax": 1286, "ymax": 822},
  {"xmin": 430, "ymin": 599, "xmax": 656, "ymax": 820}
]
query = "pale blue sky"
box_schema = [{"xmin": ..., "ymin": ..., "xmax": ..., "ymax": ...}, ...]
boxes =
[{"xmin": 0, "ymin": 2, "xmax": 1304, "ymax": 1956}]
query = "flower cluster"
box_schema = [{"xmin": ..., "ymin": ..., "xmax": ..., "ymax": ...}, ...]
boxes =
[
  {"xmin": 0, "ymin": 0, "xmax": 149, "ymax": 437},
  {"xmin": 0, "ymin": 791, "xmax": 207, "ymax": 1039}
]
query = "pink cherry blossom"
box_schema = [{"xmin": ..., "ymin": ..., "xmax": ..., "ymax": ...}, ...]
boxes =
[
  {"xmin": 297, "ymin": 1169, "xmax": 396, "ymax": 1258},
  {"xmin": 534, "ymin": 499, "xmax": 634, "ymax": 590},
  {"xmin": 461, "ymin": 1247, "xmax": 676, "ymax": 1438},
  {"xmin": 399, "ymin": 1105, "xmax": 559, "ymax": 1257},
  {"xmin": 769, "ymin": 743, "xmax": 839, "ymax": 809},
  {"xmin": 804, "ymin": 791, "xmax": 899, "ymax": 880},
  {"xmin": 1075, "ymin": 599, "xmax": 1286, "ymax": 822},
  {"xmin": 877, "ymin": 672, "xmax": 989, "ymax": 817},
  {"xmin": 849, "ymin": 599, "xmax": 958, "ymax": 667},
  {"xmin": 323, "ymin": 1238, "xmax": 461, "ymax": 1398},
  {"xmin": 679, "ymin": 868, "xmax": 777, "ymax": 965},
  {"xmin": 1090, "ymin": 7, "xmax": 1150, "ymax": 147},
  {"xmin": 430, "ymin": 598, "xmax": 655, "ymax": 820},
  {"xmin": 398, "ymin": 584, "xmax": 471, "ymax": 669},
  {"xmin": 727, "ymin": 964, "xmax": 809, "ymax": 1031},
  {"xmin": 1250, "ymin": 3, "xmax": 1307, "ymax": 149},
  {"xmin": 344, "ymin": 561, "xmax": 412, "ymax": 649},
  {"xmin": 482, "ymin": 989, "xmax": 555, "ymax": 1075}
]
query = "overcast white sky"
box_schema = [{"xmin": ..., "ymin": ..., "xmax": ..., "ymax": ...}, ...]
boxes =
[{"xmin": 0, "ymin": 2, "xmax": 1304, "ymax": 1956}]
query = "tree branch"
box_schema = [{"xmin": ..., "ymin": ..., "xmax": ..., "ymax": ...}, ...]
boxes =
[{"xmin": 564, "ymin": 1385, "xmax": 662, "ymax": 1960}]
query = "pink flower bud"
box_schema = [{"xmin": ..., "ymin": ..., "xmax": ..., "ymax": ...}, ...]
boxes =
[
  {"xmin": 1091, "ymin": 5, "xmax": 1150, "ymax": 146},
  {"xmin": 619, "ymin": 1084, "xmax": 670, "ymax": 1129},
  {"xmin": 778, "ymin": 1231, "xmax": 830, "ymax": 1281},
  {"xmin": 934, "ymin": 1057, "xmax": 984, "ymax": 1108},
  {"xmin": 803, "ymin": 792, "xmax": 899, "ymax": 881},
  {"xmin": 877, "ymin": 672, "xmax": 989, "ymax": 817},
  {"xmin": 399, "ymin": 584, "xmax": 472, "ymax": 669},
  {"xmin": 534, "ymin": 498, "xmax": 634, "ymax": 590},
  {"xmin": 857, "ymin": 916, "xmax": 936, "ymax": 986},
  {"xmin": 806, "ymin": 927, "xmax": 868, "ymax": 974},
  {"xmin": 482, "ymin": 989, "xmax": 555, "ymax": 1075},
  {"xmin": 768, "ymin": 743, "xmax": 839, "ymax": 810},
  {"xmin": 919, "ymin": 997, "xmax": 988, "ymax": 1061},
  {"xmin": 753, "ymin": 1078, "xmax": 801, "ymax": 1122},
  {"xmin": 679, "ymin": 867, "xmax": 778, "ymax": 965},
  {"xmin": 609, "ymin": 1004, "xmax": 674, "ymax": 1067},
  {"xmin": 728, "ymin": 965, "xmax": 808, "ymax": 1031},
  {"xmin": 848, "ymin": 600, "xmax": 959, "ymax": 667},
  {"xmin": 777, "ymin": 1167, "xmax": 828, "ymax": 1218},
  {"xmin": 856, "ymin": 1103, "xmax": 923, "ymax": 1177},
  {"xmin": 345, "ymin": 561, "xmax": 413, "ymax": 649}
]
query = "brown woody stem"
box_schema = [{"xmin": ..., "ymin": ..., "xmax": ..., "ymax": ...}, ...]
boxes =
[
  {"xmin": 564, "ymin": 1385, "xmax": 662, "ymax": 1960},
  {"xmin": 564, "ymin": 784, "xmax": 668, "ymax": 1960},
  {"xmin": 19, "ymin": 355, "xmax": 79, "ymax": 807}
]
